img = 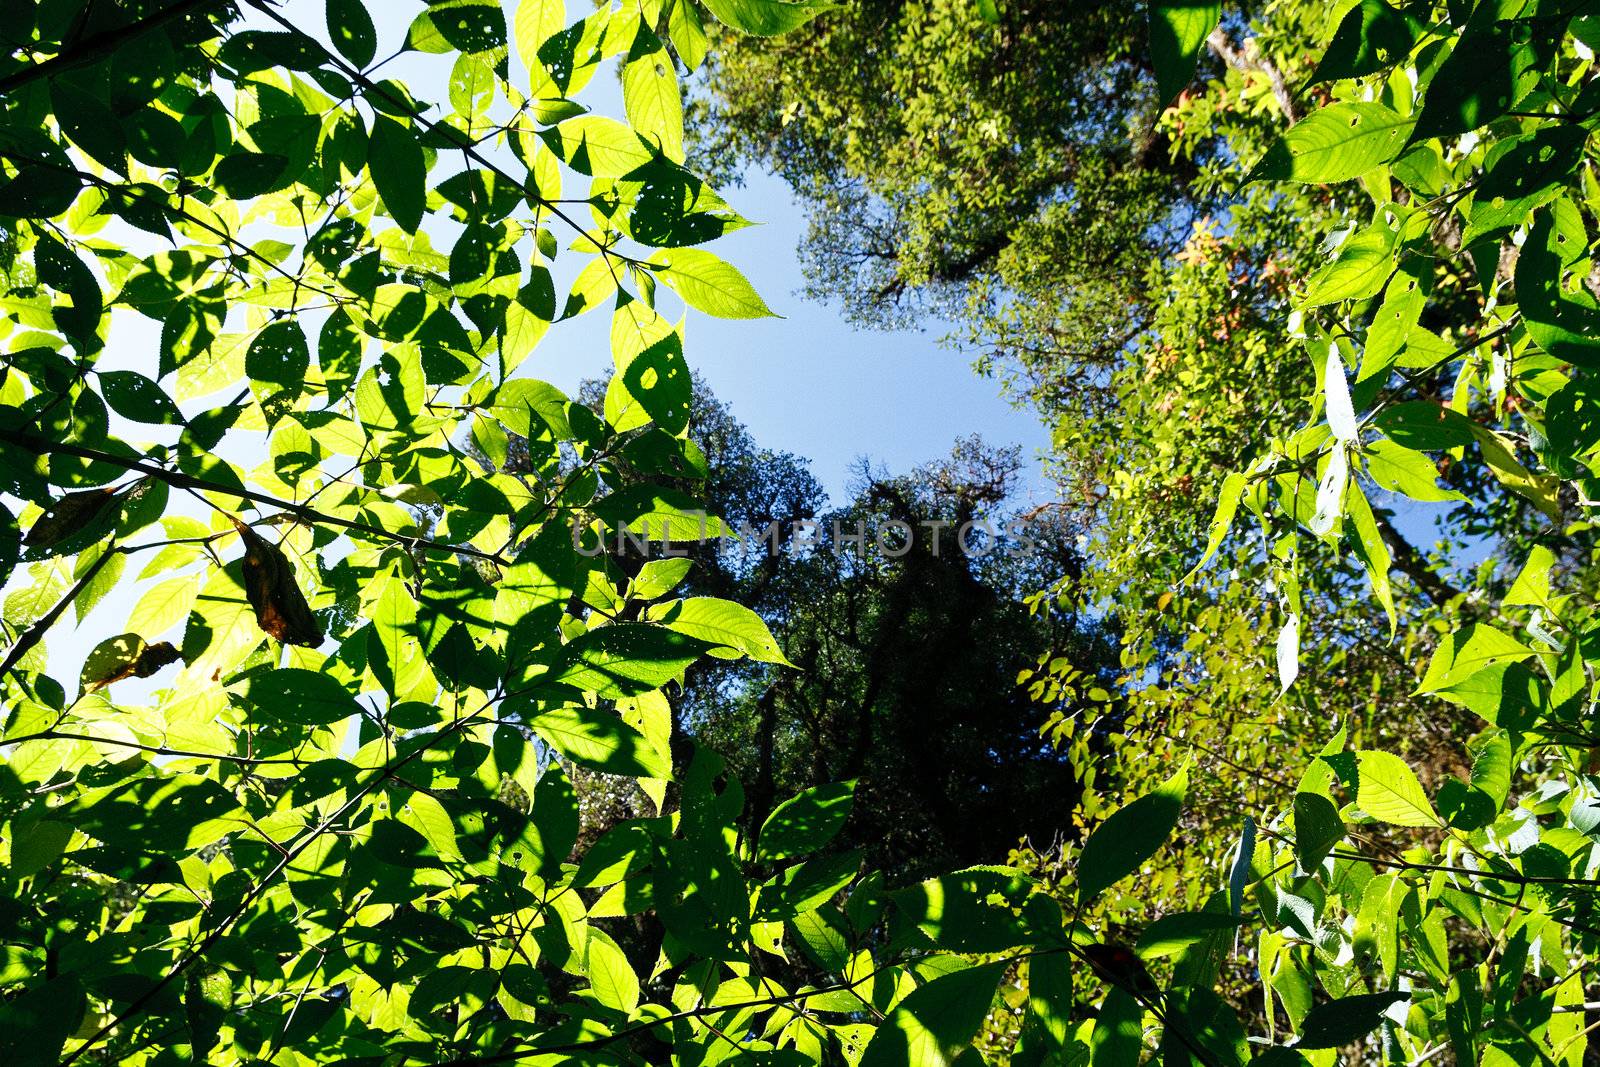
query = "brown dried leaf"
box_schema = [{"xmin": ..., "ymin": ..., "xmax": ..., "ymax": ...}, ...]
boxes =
[
  {"xmin": 24, "ymin": 487, "xmax": 118, "ymax": 548},
  {"xmin": 234, "ymin": 521, "xmax": 323, "ymax": 647},
  {"xmin": 81, "ymin": 635, "xmax": 183, "ymax": 692}
]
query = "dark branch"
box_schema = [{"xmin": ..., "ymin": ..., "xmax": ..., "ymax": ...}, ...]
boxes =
[
  {"xmin": 1374, "ymin": 514, "xmax": 1466, "ymax": 608},
  {"xmin": 0, "ymin": 428, "xmax": 511, "ymax": 567},
  {"xmin": 0, "ymin": 0, "xmax": 228, "ymax": 97}
]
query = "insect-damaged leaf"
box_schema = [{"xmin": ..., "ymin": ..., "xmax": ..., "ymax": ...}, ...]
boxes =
[
  {"xmin": 233, "ymin": 521, "xmax": 323, "ymax": 646},
  {"xmin": 80, "ymin": 634, "xmax": 182, "ymax": 691},
  {"xmin": 23, "ymin": 488, "xmax": 119, "ymax": 550}
]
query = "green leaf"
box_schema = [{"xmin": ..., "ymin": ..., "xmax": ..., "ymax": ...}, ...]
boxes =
[
  {"xmin": 1089, "ymin": 987, "xmax": 1143, "ymax": 1067},
  {"xmin": 1354, "ymin": 750, "xmax": 1438, "ymax": 827},
  {"xmin": 1302, "ymin": 224, "xmax": 1397, "ymax": 306},
  {"xmin": 1470, "ymin": 730, "xmax": 1512, "ymax": 810},
  {"xmin": 546, "ymin": 623, "xmax": 707, "ymax": 699},
  {"xmin": 1462, "ymin": 126, "xmax": 1587, "ymax": 245},
  {"xmin": 698, "ymin": 0, "xmax": 838, "ymax": 36},
  {"xmin": 582, "ymin": 927, "xmax": 640, "ymax": 1014},
  {"xmin": 129, "ymin": 575, "xmax": 200, "ymax": 635},
  {"xmin": 668, "ymin": 0, "xmax": 710, "ymax": 70},
  {"xmin": 1363, "ymin": 439, "xmax": 1463, "ymax": 502},
  {"xmin": 1248, "ymin": 103, "xmax": 1411, "ymax": 184},
  {"xmin": 318, "ymin": 308, "xmax": 364, "ymax": 398},
  {"xmin": 32, "ymin": 231, "xmax": 103, "ymax": 344},
  {"xmin": 1296, "ymin": 991, "xmax": 1409, "ymax": 1050},
  {"xmin": 1292, "ymin": 792, "xmax": 1344, "ymax": 871},
  {"xmin": 369, "ymin": 574, "xmax": 426, "ymax": 699},
  {"xmin": 1417, "ymin": 623, "xmax": 1534, "ymax": 694},
  {"xmin": 653, "ymin": 248, "xmax": 776, "ymax": 318},
  {"xmin": 1184, "ymin": 470, "xmax": 1246, "ymax": 581},
  {"xmin": 1411, "ymin": 13, "xmax": 1558, "ymax": 141},
  {"xmin": 1229, "ymin": 814, "xmax": 1255, "ymax": 918},
  {"xmin": 791, "ymin": 907, "xmax": 851, "ymax": 972},
  {"xmin": 369, "ymin": 114, "xmax": 428, "ymax": 233},
  {"xmin": 755, "ymin": 850, "xmax": 860, "ymax": 920},
  {"xmin": 529, "ymin": 760, "xmax": 577, "ymax": 874},
  {"xmin": 892, "ymin": 867, "xmax": 1035, "ymax": 953},
  {"xmin": 1150, "ymin": 1, "xmax": 1220, "ymax": 106},
  {"xmin": 1505, "ymin": 546, "xmax": 1555, "ymax": 610},
  {"xmin": 1311, "ymin": 0, "xmax": 1423, "ymax": 83},
  {"xmin": 758, "ymin": 780, "xmax": 855, "ymax": 862},
  {"xmin": 1344, "ymin": 486, "xmax": 1394, "ymax": 634},
  {"xmin": 1517, "ymin": 198, "xmax": 1600, "ymax": 368},
  {"xmin": 249, "ymin": 667, "xmax": 362, "ymax": 726},
  {"xmin": 9, "ymin": 820, "xmax": 74, "ymax": 878},
  {"xmin": 627, "ymin": 558, "xmax": 692, "ymax": 601},
  {"xmin": 620, "ymin": 331, "xmax": 692, "ymax": 434},
  {"xmin": 572, "ymin": 823, "xmax": 652, "ymax": 887},
  {"xmin": 51, "ymin": 81, "xmax": 127, "ymax": 175},
  {"xmin": 1467, "ymin": 422, "xmax": 1560, "ymax": 519},
  {"xmin": 653, "ymin": 597, "xmax": 791, "ymax": 664},
  {"xmin": 218, "ymin": 29, "xmax": 324, "ymax": 74},
  {"xmin": 101, "ymin": 370, "xmax": 183, "ymax": 425},
  {"xmin": 214, "ymin": 151, "xmax": 290, "ymax": 199},
  {"xmin": 514, "ymin": 0, "xmax": 566, "ymax": 71},
  {"xmin": 1078, "ymin": 763, "xmax": 1188, "ymax": 900},
  {"xmin": 858, "ymin": 961, "xmax": 1006, "ymax": 1067},
  {"xmin": 623, "ymin": 24, "xmax": 685, "ymax": 161},
  {"xmin": 593, "ymin": 485, "xmax": 728, "ymax": 541},
  {"xmin": 400, "ymin": 790, "xmax": 462, "ymax": 862},
  {"xmin": 490, "ymin": 377, "xmax": 572, "ymax": 439},
  {"xmin": 525, "ymin": 703, "xmax": 673, "ymax": 777},
  {"xmin": 245, "ymin": 320, "xmax": 309, "ymax": 424},
  {"xmin": 326, "ymin": 0, "xmax": 377, "ymax": 66},
  {"xmin": 0, "ymin": 977, "xmax": 86, "ymax": 1067},
  {"xmin": 1135, "ymin": 912, "xmax": 1242, "ymax": 960},
  {"xmin": 542, "ymin": 116, "xmax": 658, "ymax": 177},
  {"xmin": 69, "ymin": 775, "xmax": 241, "ymax": 853},
  {"xmin": 408, "ymin": 0, "xmax": 507, "ymax": 54}
]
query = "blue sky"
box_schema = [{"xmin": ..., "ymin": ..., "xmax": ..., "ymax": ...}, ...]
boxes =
[
  {"xmin": 535, "ymin": 165, "xmax": 1054, "ymax": 502},
  {"xmin": 361, "ymin": 3, "xmax": 1054, "ymax": 506}
]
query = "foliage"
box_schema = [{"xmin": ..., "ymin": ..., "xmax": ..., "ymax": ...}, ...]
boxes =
[
  {"xmin": 0, "ymin": 0, "xmax": 1051, "ymax": 1064},
  {"xmin": 1053, "ymin": 0, "xmax": 1600, "ymax": 1062},
  {"xmin": 9, "ymin": 0, "xmax": 1600, "ymax": 1065}
]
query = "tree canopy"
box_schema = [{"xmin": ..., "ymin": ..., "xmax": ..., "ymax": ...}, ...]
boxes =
[{"xmin": 7, "ymin": 0, "xmax": 1600, "ymax": 1065}]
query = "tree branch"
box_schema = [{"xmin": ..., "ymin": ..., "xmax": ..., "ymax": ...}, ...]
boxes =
[
  {"xmin": 0, "ymin": 428, "xmax": 510, "ymax": 567},
  {"xmin": 1374, "ymin": 514, "xmax": 1466, "ymax": 608},
  {"xmin": 0, "ymin": 543, "xmax": 116, "ymax": 682},
  {"xmin": 1205, "ymin": 27, "xmax": 1301, "ymax": 124},
  {"xmin": 0, "ymin": 0, "xmax": 227, "ymax": 97}
]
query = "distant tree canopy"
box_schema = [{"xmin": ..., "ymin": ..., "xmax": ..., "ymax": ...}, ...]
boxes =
[
  {"xmin": 682, "ymin": 423, "xmax": 1112, "ymax": 880},
  {"xmin": 567, "ymin": 375, "xmax": 1111, "ymax": 879}
]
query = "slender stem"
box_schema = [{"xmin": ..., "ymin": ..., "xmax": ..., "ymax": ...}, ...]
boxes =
[
  {"xmin": 0, "ymin": 544, "xmax": 116, "ymax": 682},
  {"xmin": 0, "ymin": 730, "xmax": 305, "ymax": 766},
  {"xmin": 0, "ymin": 0, "xmax": 223, "ymax": 95},
  {"xmin": 0, "ymin": 428, "xmax": 511, "ymax": 566}
]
